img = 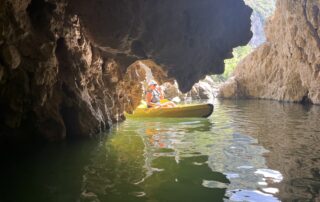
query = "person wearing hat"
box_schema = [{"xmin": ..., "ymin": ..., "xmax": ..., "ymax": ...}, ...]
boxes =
[{"xmin": 146, "ymin": 80, "xmax": 176, "ymax": 108}]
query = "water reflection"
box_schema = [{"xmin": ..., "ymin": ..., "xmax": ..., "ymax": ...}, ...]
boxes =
[
  {"xmin": 2, "ymin": 99, "xmax": 319, "ymax": 202},
  {"xmin": 80, "ymin": 112, "xmax": 279, "ymax": 201},
  {"xmin": 219, "ymin": 100, "xmax": 320, "ymax": 201},
  {"xmin": 80, "ymin": 99, "xmax": 320, "ymax": 202},
  {"xmin": 81, "ymin": 129, "xmax": 147, "ymax": 202},
  {"xmin": 81, "ymin": 118, "xmax": 230, "ymax": 201}
]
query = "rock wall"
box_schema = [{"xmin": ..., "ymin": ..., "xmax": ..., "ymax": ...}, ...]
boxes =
[
  {"xmin": 162, "ymin": 76, "xmax": 218, "ymax": 101},
  {"xmin": 0, "ymin": 0, "xmax": 252, "ymax": 141},
  {"xmin": 219, "ymin": 0, "xmax": 320, "ymax": 104}
]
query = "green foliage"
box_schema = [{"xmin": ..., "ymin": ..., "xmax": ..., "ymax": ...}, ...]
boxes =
[{"xmin": 211, "ymin": 45, "xmax": 253, "ymax": 82}]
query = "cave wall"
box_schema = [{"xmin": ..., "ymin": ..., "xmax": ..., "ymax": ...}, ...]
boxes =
[
  {"xmin": 0, "ymin": 0, "xmax": 252, "ymax": 141},
  {"xmin": 219, "ymin": 0, "xmax": 320, "ymax": 104}
]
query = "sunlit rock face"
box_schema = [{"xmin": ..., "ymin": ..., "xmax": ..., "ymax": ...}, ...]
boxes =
[
  {"xmin": 219, "ymin": 0, "xmax": 320, "ymax": 104},
  {"xmin": 0, "ymin": 0, "xmax": 252, "ymax": 141},
  {"xmin": 249, "ymin": 11, "xmax": 266, "ymax": 48}
]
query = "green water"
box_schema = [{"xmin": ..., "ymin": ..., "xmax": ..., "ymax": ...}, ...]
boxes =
[{"xmin": 1, "ymin": 99, "xmax": 320, "ymax": 202}]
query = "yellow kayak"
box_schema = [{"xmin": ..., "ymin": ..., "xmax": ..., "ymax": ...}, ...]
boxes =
[{"xmin": 126, "ymin": 103, "xmax": 214, "ymax": 118}]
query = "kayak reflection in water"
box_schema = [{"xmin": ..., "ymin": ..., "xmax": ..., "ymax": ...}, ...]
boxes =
[
  {"xmin": 146, "ymin": 80, "xmax": 176, "ymax": 108},
  {"xmin": 145, "ymin": 127, "xmax": 166, "ymax": 148}
]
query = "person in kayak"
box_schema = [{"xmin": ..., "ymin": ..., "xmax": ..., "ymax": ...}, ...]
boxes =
[{"xmin": 146, "ymin": 80, "xmax": 176, "ymax": 108}]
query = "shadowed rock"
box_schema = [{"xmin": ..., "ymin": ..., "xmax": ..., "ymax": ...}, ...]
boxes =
[{"xmin": 69, "ymin": 0, "xmax": 253, "ymax": 92}]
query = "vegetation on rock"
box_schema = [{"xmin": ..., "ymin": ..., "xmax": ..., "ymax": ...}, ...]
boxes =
[{"xmin": 212, "ymin": 45, "xmax": 253, "ymax": 81}]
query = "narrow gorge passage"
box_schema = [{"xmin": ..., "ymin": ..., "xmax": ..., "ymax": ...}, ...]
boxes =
[{"xmin": 1, "ymin": 0, "xmax": 320, "ymax": 202}]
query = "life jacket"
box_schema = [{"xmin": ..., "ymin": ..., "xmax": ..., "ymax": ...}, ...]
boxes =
[{"xmin": 147, "ymin": 88, "xmax": 161, "ymax": 107}]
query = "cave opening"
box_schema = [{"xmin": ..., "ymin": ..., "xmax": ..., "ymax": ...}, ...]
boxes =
[{"xmin": 211, "ymin": 0, "xmax": 276, "ymax": 83}]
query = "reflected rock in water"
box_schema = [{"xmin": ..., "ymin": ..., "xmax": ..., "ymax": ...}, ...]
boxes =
[{"xmin": 220, "ymin": 100, "xmax": 320, "ymax": 201}]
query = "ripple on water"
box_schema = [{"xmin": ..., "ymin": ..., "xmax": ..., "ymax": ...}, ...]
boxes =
[
  {"xmin": 237, "ymin": 166, "xmax": 254, "ymax": 169},
  {"xmin": 131, "ymin": 191, "xmax": 146, "ymax": 197},
  {"xmin": 5, "ymin": 99, "xmax": 319, "ymax": 202},
  {"xmin": 224, "ymin": 173, "xmax": 240, "ymax": 179},
  {"xmin": 202, "ymin": 180, "xmax": 228, "ymax": 189},
  {"xmin": 227, "ymin": 189, "xmax": 281, "ymax": 202},
  {"xmin": 255, "ymin": 169, "xmax": 283, "ymax": 183}
]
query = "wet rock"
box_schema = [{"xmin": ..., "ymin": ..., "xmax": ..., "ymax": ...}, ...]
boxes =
[{"xmin": 219, "ymin": 0, "xmax": 320, "ymax": 104}]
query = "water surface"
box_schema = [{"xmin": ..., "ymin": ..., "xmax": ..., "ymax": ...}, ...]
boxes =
[{"xmin": 1, "ymin": 99, "xmax": 320, "ymax": 202}]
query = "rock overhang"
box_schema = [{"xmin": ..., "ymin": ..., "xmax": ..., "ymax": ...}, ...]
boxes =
[{"xmin": 68, "ymin": 0, "xmax": 253, "ymax": 92}]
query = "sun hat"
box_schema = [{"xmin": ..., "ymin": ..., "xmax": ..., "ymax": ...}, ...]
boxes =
[{"xmin": 148, "ymin": 80, "xmax": 158, "ymax": 86}]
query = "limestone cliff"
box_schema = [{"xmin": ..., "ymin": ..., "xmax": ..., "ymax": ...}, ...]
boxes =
[
  {"xmin": 219, "ymin": 0, "xmax": 320, "ymax": 104},
  {"xmin": 245, "ymin": 0, "xmax": 276, "ymax": 47},
  {"xmin": 249, "ymin": 11, "xmax": 267, "ymax": 48},
  {"xmin": 0, "ymin": 0, "xmax": 252, "ymax": 141}
]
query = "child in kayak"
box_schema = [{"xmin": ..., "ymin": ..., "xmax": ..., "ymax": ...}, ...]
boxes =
[{"xmin": 146, "ymin": 80, "xmax": 176, "ymax": 108}]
